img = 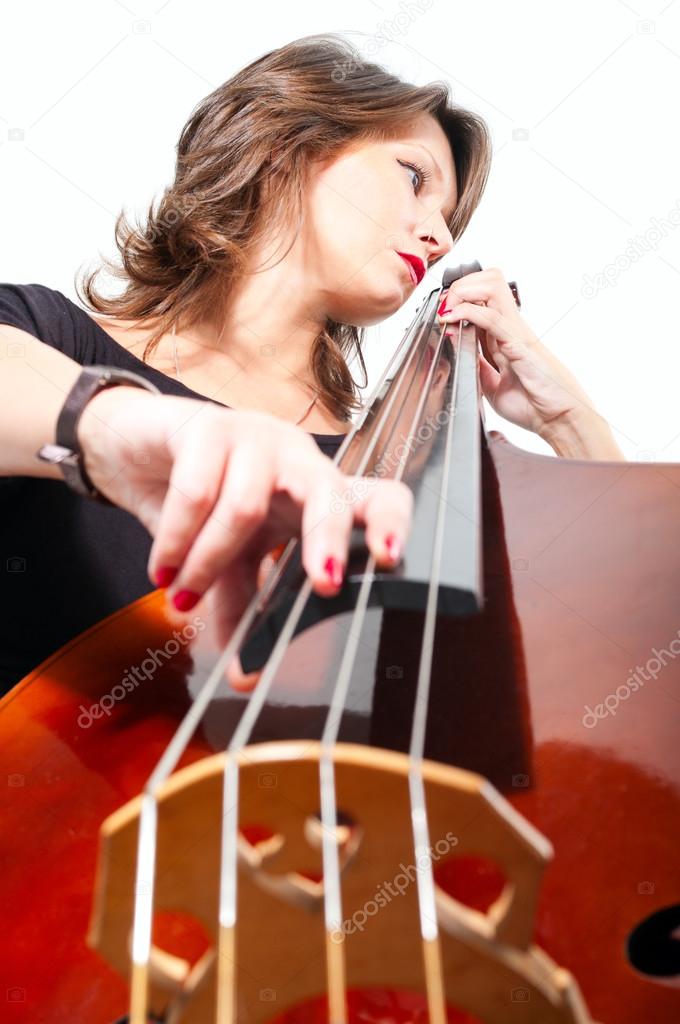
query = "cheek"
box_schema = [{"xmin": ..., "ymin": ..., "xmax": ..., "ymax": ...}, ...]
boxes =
[
  {"xmin": 305, "ymin": 161, "xmax": 410, "ymax": 319},
  {"xmin": 311, "ymin": 158, "xmax": 393, "ymax": 260},
  {"xmin": 312, "ymin": 191, "xmax": 384, "ymax": 265},
  {"xmin": 309, "ymin": 203, "xmax": 397, "ymax": 319}
]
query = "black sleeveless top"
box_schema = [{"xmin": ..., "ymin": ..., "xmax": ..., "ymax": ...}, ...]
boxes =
[{"xmin": 0, "ymin": 283, "xmax": 348, "ymax": 695}]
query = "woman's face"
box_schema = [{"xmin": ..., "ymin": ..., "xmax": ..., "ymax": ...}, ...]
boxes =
[{"xmin": 302, "ymin": 112, "xmax": 458, "ymax": 327}]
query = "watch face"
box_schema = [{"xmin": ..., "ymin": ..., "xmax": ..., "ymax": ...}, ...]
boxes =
[
  {"xmin": 36, "ymin": 443, "xmax": 76, "ymax": 465},
  {"xmin": 37, "ymin": 366, "xmax": 159, "ymax": 504}
]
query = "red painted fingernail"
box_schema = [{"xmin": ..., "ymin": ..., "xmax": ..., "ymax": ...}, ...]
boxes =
[
  {"xmin": 437, "ymin": 297, "xmax": 451, "ymax": 316},
  {"xmin": 385, "ymin": 534, "xmax": 401, "ymax": 562},
  {"xmin": 155, "ymin": 566, "xmax": 178, "ymax": 588},
  {"xmin": 172, "ymin": 589, "xmax": 201, "ymax": 612},
  {"xmin": 324, "ymin": 556, "xmax": 344, "ymax": 588}
]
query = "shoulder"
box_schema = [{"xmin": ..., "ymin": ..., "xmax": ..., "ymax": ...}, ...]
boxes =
[
  {"xmin": 0, "ymin": 280, "xmax": 69, "ymax": 320},
  {"xmin": 0, "ymin": 282, "xmax": 142, "ymax": 364},
  {"xmin": 0, "ymin": 282, "xmax": 74, "ymax": 345}
]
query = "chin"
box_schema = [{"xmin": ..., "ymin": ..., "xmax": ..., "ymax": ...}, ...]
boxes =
[
  {"xmin": 327, "ymin": 270, "xmax": 408, "ymax": 326},
  {"xmin": 340, "ymin": 301, "xmax": 403, "ymax": 328}
]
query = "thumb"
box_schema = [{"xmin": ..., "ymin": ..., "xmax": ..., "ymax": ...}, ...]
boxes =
[
  {"xmin": 226, "ymin": 653, "xmax": 262, "ymax": 692},
  {"xmin": 199, "ymin": 566, "xmax": 261, "ymax": 690},
  {"xmin": 478, "ymin": 352, "xmax": 500, "ymax": 403},
  {"xmin": 223, "ymin": 543, "xmax": 289, "ymax": 692}
]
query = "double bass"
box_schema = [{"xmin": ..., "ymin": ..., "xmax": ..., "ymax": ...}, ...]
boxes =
[{"xmin": 1, "ymin": 263, "xmax": 678, "ymax": 1023}]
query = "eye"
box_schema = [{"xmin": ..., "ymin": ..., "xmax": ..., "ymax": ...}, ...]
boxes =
[{"xmin": 398, "ymin": 158, "xmax": 432, "ymax": 195}]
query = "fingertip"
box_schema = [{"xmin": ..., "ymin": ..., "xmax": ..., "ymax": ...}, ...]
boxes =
[
  {"xmin": 314, "ymin": 555, "xmax": 345, "ymax": 598},
  {"xmin": 226, "ymin": 653, "xmax": 261, "ymax": 692},
  {"xmin": 150, "ymin": 563, "xmax": 177, "ymax": 588},
  {"xmin": 383, "ymin": 533, "xmax": 402, "ymax": 564},
  {"xmin": 307, "ymin": 552, "xmax": 345, "ymax": 598},
  {"xmin": 171, "ymin": 588, "xmax": 202, "ymax": 612},
  {"xmin": 324, "ymin": 555, "xmax": 344, "ymax": 587},
  {"xmin": 366, "ymin": 529, "xmax": 404, "ymax": 571}
]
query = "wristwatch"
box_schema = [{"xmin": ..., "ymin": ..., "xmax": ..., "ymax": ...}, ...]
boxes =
[{"xmin": 36, "ymin": 364, "xmax": 161, "ymax": 505}]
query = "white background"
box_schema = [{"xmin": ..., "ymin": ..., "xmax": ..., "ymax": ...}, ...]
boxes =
[{"xmin": 1, "ymin": 0, "xmax": 679, "ymax": 461}]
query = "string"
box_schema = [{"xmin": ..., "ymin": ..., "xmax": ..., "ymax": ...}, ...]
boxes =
[
  {"xmin": 129, "ymin": 574, "xmax": 278, "ymax": 1021},
  {"xmin": 315, "ymin": 303, "xmax": 451, "ymax": 1024},
  {"xmin": 405, "ymin": 318, "xmax": 463, "ymax": 1024},
  {"xmin": 171, "ymin": 322, "xmax": 318, "ymax": 426},
  {"xmin": 128, "ymin": 294, "xmax": 427, "ymax": 1024},
  {"xmin": 216, "ymin": 296, "xmax": 437, "ymax": 1024}
]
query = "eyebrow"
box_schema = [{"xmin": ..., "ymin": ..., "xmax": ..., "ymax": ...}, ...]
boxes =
[{"xmin": 410, "ymin": 141, "xmax": 458, "ymax": 222}]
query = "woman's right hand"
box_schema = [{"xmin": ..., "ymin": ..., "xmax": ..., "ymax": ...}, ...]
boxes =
[{"xmin": 77, "ymin": 387, "xmax": 413, "ymax": 650}]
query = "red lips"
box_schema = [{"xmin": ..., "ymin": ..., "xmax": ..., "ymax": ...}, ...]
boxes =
[{"xmin": 396, "ymin": 251, "xmax": 426, "ymax": 285}]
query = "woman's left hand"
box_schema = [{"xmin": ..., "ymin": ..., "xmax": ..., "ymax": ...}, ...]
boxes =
[{"xmin": 436, "ymin": 267, "xmax": 596, "ymax": 438}]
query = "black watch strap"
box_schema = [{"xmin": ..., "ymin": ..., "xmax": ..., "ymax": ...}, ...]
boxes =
[{"xmin": 36, "ymin": 365, "xmax": 161, "ymax": 505}]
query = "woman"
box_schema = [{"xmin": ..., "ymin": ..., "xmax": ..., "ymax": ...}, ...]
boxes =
[{"xmin": 0, "ymin": 34, "xmax": 623, "ymax": 695}]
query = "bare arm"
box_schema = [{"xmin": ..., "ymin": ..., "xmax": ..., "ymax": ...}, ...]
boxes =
[
  {"xmin": 538, "ymin": 409, "xmax": 626, "ymax": 460},
  {"xmin": 0, "ymin": 323, "xmax": 414, "ymax": 669},
  {"xmin": 0, "ymin": 323, "xmax": 144, "ymax": 478},
  {"xmin": 437, "ymin": 269, "xmax": 628, "ymax": 460}
]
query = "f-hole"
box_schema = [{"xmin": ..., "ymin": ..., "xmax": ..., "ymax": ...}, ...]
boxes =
[{"xmin": 626, "ymin": 904, "xmax": 680, "ymax": 983}]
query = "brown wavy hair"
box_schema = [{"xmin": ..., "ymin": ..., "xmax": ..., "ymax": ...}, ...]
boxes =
[{"xmin": 75, "ymin": 33, "xmax": 492, "ymax": 422}]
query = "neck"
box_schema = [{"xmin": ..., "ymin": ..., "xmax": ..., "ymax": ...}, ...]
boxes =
[{"xmin": 176, "ymin": 243, "xmax": 330, "ymax": 386}]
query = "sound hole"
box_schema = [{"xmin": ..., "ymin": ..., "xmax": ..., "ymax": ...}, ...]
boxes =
[
  {"xmin": 240, "ymin": 812, "xmax": 360, "ymax": 886},
  {"xmin": 150, "ymin": 909, "xmax": 212, "ymax": 965},
  {"xmin": 241, "ymin": 823, "xmax": 279, "ymax": 846},
  {"xmin": 626, "ymin": 904, "xmax": 680, "ymax": 980},
  {"xmin": 302, "ymin": 808, "xmax": 359, "ymax": 882},
  {"xmin": 433, "ymin": 854, "xmax": 506, "ymax": 914}
]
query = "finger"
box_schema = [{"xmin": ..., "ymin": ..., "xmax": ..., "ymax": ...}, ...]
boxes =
[
  {"xmin": 201, "ymin": 571, "xmax": 263, "ymax": 691},
  {"xmin": 165, "ymin": 442, "xmax": 274, "ymax": 609},
  {"xmin": 147, "ymin": 412, "xmax": 228, "ymax": 588},
  {"xmin": 445, "ymin": 318, "xmax": 505, "ymax": 376},
  {"xmin": 257, "ymin": 552, "xmax": 276, "ymax": 590},
  {"xmin": 296, "ymin": 473, "xmax": 413, "ymax": 592},
  {"xmin": 296, "ymin": 466, "xmax": 357, "ymax": 596},
  {"xmin": 256, "ymin": 541, "xmax": 288, "ymax": 589},
  {"xmin": 348, "ymin": 477, "xmax": 413, "ymax": 567},
  {"xmin": 475, "ymin": 324, "xmax": 499, "ymax": 372},
  {"xmin": 226, "ymin": 654, "xmax": 262, "ymax": 693},
  {"xmin": 439, "ymin": 301, "xmax": 523, "ymax": 351},
  {"xmin": 478, "ymin": 351, "xmax": 501, "ymax": 404},
  {"xmin": 445, "ymin": 306, "xmax": 518, "ymax": 377},
  {"xmin": 448, "ymin": 266, "xmax": 512, "ymax": 301},
  {"xmin": 438, "ymin": 269, "xmax": 517, "ymax": 318}
]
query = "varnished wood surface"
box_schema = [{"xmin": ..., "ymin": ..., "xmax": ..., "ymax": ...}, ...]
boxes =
[{"xmin": 1, "ymin": 432, "xmax": 679, "ymax": 1022}]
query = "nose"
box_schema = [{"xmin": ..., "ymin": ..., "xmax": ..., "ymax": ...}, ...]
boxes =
[{"xmin": 420, "ymin": 216, "xmax": 454, "ymax": 265}]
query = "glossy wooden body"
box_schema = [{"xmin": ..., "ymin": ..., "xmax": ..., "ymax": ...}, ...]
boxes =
[{"xmin": 1, "ymin": 432, "xmax": 679, "ymax": 1023}]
